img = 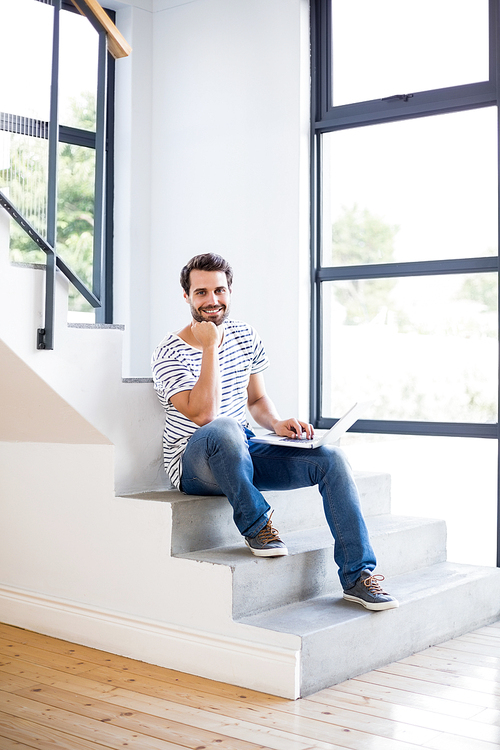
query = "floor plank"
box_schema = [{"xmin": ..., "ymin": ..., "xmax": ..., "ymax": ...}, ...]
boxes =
[
  {"xmin": 1, "ymin": 621, "xmax": 500, "ymax": 750},
  {"xmin": 12, "ymin": 683, "xmax": 274, "ymax": 750},
  {"xmin": 0, "ymin": 690, "xmax": 188, "ymax": 750},
  {"xmin": 300, "ymin": 684, "xmax": 500, "ymax": 744},
  {"xmin": 379, "ymin": 658, "xmax": 500, "ymax": 696},
  {"xmin": 354, "ymin": 667, "xmax": 500, "ymax": 711},
  {"xmin": 435, "ymin": 638, "xmax": 500, "ymax": 659},
  {"xmin": 418, "ymin": 644, "xmax": 500, "ymax": 670},
  {"xmin": 0, "ymin": 710, "xmax": 106, "ymax": 750}
]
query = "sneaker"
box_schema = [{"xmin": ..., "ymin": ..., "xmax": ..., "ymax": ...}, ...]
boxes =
[
  {"xmin": 245, "ymin": 514, "xmax": 288, "ymax": 557},
  {"xmin": 343, "ymin": 570, "xmax": 399, "ymax": 611}
]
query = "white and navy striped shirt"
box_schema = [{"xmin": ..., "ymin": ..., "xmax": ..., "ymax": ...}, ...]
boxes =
[{"xmin": 151, "ymin": 319, "xmax": 269, "ymax": 489}]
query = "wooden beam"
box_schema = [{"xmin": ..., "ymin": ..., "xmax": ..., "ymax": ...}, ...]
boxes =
[{"xmin": 69, "ymin": 0, "xmax": 132, "ymax": 59}]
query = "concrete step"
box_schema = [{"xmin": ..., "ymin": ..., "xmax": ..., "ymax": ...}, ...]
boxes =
[
  {"xmin": 179, "ymin": 514, "xmax": 447, "ymax": 618},
  {"xmin": 136, "ymin": 470, "xmax": 392, "ymax": 555},
  {"xmin": 238, "ymin": 561, "xmax": 500, "ymax": 697}
]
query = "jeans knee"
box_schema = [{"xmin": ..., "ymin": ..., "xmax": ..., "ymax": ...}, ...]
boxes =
[
  {"xmin": 209, "ymin": 416, "xmax": 244, "ymax": 438},
  {"xmin": 204, "ymin": 417, "xmax": 247, "ymax": 453},
  {"xmin": 317, "ymin": 445, "xmax": 353, "ymax": 479}
]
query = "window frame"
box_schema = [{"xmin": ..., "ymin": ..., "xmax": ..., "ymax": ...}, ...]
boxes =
[
  {"xmin": 0, "ymin": 0, "xmax": 115, "ymax": 323},
  {"xmin": 60, "ymin": 0, "xmax": 115, "ymax": 322},
  {"xmin": 310, "ymin": 0, "xmax": 500, "ymax": 440},
  {"xmin": 310, "ymin": 1, "xmax": 500, "ymax": 569}
]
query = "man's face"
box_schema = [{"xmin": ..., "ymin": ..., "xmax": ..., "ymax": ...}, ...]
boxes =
[{"xmin": 185, "ymin": 269, "xmax": 231, "ymax": 326}]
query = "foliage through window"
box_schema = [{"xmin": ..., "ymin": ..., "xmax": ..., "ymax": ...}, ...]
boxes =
[
  {"xmin": 0, "ymin": 0, "xmax": 114, "ymax": 319},
  {"xmin": 311, "ymin": 0, "xmax": 498, "ymax": 436}
]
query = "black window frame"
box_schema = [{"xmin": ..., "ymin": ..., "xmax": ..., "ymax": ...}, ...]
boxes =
[
  {"xmin": 310, "ymin": 0, "xmax": 500, "ymax": 557},
  {"xmin": 0, "ymin": 0, "xmax": 115, "ymax": 324}
]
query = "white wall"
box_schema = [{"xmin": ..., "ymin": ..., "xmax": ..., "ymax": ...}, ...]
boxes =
[
  {"xmin": 0, "ymin": 0, "xmax": 309, "ymax": 697},
  {"xmin": 112, "ymin": 2, "xmax": 154, "ymax": 377},
  {"xmin": 113, "ymin": 0, "xmax": 311, "ymax": 420}
]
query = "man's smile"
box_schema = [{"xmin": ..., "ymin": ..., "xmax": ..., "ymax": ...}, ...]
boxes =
[{"xmin": 201, "ymin": 306, "xmax": 224, "ymax": 315}]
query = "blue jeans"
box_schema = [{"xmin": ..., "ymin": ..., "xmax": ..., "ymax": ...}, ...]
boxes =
[{"xmin": 179, "ymin": 416, "xmax": 376, "ymax": 589}]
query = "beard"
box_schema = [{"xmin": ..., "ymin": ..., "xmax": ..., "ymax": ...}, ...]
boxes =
[{"xmin": 190, "ymin": 302, "xmax": 230, "ymax": 326}]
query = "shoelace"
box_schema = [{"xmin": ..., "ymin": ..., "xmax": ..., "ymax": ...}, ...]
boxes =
[
  {"xmin": 363, "ymin": 574, "xmax": 389, "ymax": 595},
  {"xmin": 255, "ymin": 513, "xmax": 282, "ymax": 544}
]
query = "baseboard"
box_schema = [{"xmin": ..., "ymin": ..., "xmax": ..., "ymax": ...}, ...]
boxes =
[{"xmin": 0, "ymin": 583, "xmax": 301, "ymax": 698}]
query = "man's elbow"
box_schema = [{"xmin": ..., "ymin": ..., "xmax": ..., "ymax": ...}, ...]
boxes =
[{"xmin": 192, "ymin": 410, "xmax": 217, "ymax": 427}]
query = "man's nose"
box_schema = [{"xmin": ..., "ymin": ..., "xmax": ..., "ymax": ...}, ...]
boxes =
[{"xmin": 205, "ymin": 292, "xmax": 217, "ymax": 306}]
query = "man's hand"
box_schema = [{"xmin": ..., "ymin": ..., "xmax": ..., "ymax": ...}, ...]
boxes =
[
  {"xmin": 191, "ymin": 320, "xmax": 221, "ymax": 349},
  {"xmin": 247, "ymin": 374, "xmax": 314, "ymax": 438},
  {"xmin": 273, "ymin": 418, "xmax": 314, "ymax": 440}
]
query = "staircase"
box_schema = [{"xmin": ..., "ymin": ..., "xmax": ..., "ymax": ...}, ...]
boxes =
[
  {"xmin": 128, "ymin": 474, "xmax": 500, "ymax": 698},
  {"xmin": 1, "ymin": 205, "xmax": 500, "ymax": 700}
]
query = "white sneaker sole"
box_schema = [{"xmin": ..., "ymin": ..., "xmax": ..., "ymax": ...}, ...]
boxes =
[
  {"xmin": 343, "ymin": 592, "xmax": 399, "ymax": 610},
  {"xmin": 245, "ymin": 540, "xmax": 288, "ymax": 557}
]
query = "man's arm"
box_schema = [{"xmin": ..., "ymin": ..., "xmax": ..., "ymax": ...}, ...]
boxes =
[
  {"xmin": 170, "ymin": 321, "xmax": 222, "ymax": 425},
  {"xmin": 247, "ymin": 372, "xmax": 314, "ymax": 439}
]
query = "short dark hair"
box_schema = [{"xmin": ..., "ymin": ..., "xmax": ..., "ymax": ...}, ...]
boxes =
[{"xmin": 180, "ymin": 253, "xmax": 233, "ymax": 294}]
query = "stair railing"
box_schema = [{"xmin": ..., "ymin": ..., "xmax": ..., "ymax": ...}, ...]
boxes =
[
  {"xmin": 0, "ymin": 190, "xmax": 101, "ymax": 349},
  {"xmin": 0, "ymin": 0, "xmax": 130, "ymax": 350},
  {"xmin": 0, "ymin": 0, "xmax": 102, "ymax": 350}
]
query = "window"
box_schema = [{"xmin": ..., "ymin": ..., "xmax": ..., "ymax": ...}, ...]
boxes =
[
  {"xmin": 311, "ymin": 0, "xmax": 499, "ymax": 565},
  {"xmin": 0, "ymin": 0, "xmax": 115, "ymax": 322},
  {"xmin": 330, "ymin": 1, "xmax": 489, "ymax": 106}
]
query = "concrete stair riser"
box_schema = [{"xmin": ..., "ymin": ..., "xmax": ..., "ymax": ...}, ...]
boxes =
[
  {"xmin": 161, "ymin": 470, "xmax": 391, "ymax": 555},
  {"xmin": 301, "ymin": 563, "xmax": 500, "ymax": 696},
  {"xmin": 366, "ymin": 514, "xmax": 447, "ymax": 577},
  {"xmin": 181, "ymin": 515, "xmax": 447, "ymax": 619},
  {"xmin": 239, "ymin": 562, "xmax": 500, "ymax": 697}
]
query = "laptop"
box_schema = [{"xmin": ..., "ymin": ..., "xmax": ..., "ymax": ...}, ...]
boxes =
[{"xmin": 249, "ymin": 401, "xmax": 371, "ymax": 449}]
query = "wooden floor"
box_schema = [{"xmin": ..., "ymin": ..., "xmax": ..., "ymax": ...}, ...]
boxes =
[{"xmin": 0, "ymin": 621, "xmax": 499, "ymax": 750}]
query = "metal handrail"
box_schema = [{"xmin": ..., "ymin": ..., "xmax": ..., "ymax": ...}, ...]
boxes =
[
  {"xmin": 0, "ymin": 190, "xmax": 101, "ymax": 349},
  {"xmin": 0, "ymin": 0, "xmax": 108, "ymax": 349},
  {"xmin": 2, "ymin": 2, "xmax": 129, "ymax": 348}
]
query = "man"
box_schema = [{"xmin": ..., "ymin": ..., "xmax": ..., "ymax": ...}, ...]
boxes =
[{"xmin": 152, "ymin": 253, "xmax": 398, "ymax": 611}]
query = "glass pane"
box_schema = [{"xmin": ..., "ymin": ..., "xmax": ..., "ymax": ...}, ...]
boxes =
[
  {"xmin": 0, "ymin": 0, "xmax": 53, "ymax": 120},
  {"xmin": 0, "ymin": 129, "xmax": 49, "ymax": 246},
  {"xmin": 342, "ymin": 434, "xmax": 497, "ymax": 567},
  {"xmin": 322, "ymin": 108, "xmax": 498, "ymax": 266},
  {"xmin": 332, "ymin": 0, "xmax": 489, "ymax": 106},
  {"xmin": 59, "ymin": 8, "xmax": 98, "ymax": 130},
  {"xmin": 322, "ymin": 273, "xmax": 498, "ymax": 423},
  {"xmin": 57, "ymin": 142, "xmax": 95, "ymax": 311}
]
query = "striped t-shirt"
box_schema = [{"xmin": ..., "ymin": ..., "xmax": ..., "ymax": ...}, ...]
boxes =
[{"xmin": 151, "ymin": 319, "xmax": 269, "ymax": 489}]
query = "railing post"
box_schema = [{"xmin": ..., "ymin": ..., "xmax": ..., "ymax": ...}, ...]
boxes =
[
  {"xmin": 93, "ymin": 28, "xmax": 108, "ymax": 323},
  {"xmin": 38, "ymin": 0, "xmax": 61, "ymax": 351},
  {"xmin": 37, "ymin": 251, "xmax": 56, "ymax": 350}
]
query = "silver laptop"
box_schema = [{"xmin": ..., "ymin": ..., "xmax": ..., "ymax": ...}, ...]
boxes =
[{"xmin": 249, "ymin": 401, "xmax": 371, "ymax": 449}]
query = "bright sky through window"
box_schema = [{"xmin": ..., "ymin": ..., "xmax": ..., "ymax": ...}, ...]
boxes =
[
  {"xmin": 0, "ymin": 0, "xmax": 98, "ymax": 124},
  {"xmin": 331, "ymin": 0, "xmax": 489, "ymax": 106}
]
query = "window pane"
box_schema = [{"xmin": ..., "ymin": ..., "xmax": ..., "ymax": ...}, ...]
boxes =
[
  {"xmin": 322, "ymin": 273, "xmax": 498, "ymax": 423},
  {"xmin": 1, "ymin": 130, "xmax": 49, "ymax": 247},
  {"xmin": 57, "ymin": 142, "xmax": 95, "ymax": 311},
  {"xmin": 332, "ymin": 0, "xmax": 489, "ymax": 106},
  {"xmin": 322, "ymin": 108, "xmax": 498, "ymax": 266},
  {"xmin": 59, "ymin": 9, "xmax": 98, "ymax": 130},
  {"xmin": 0, "ymin": 0, "xmax": 53, "ymax": 120},
  {"xmin": 342, "ymin": 434, "xmax": 497, "ymax": 567}
]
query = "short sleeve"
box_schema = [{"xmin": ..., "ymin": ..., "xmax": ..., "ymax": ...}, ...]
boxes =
[
  {"xmin": 151, "ymin": 340, "xmax": 201, "ymax": 404},
  {"xmin": 251, "ymin": 329, "xmax": 269, "ymax": 374}
]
